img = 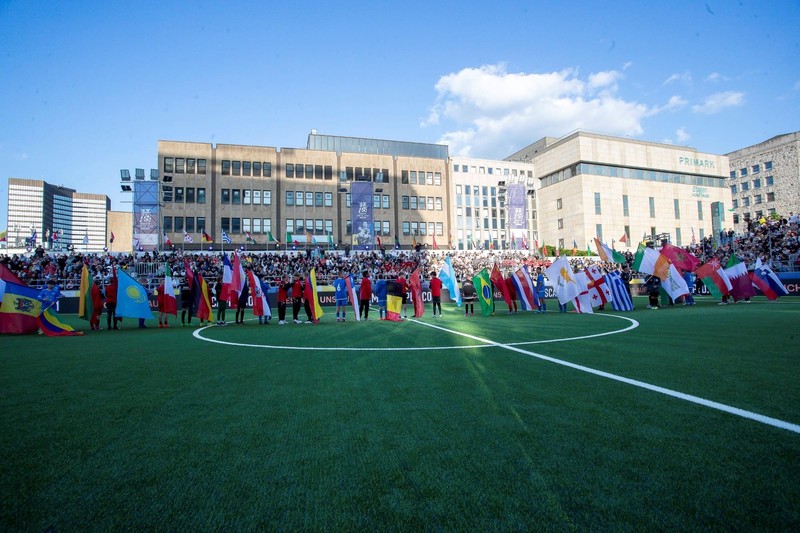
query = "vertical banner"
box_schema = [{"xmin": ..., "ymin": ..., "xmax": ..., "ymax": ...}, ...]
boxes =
[
  {"xmin": 507, "ymin": 183, "xmax": 527, "ymax": 249},
  {"xmin": 134, "ymin": 181, "xmax": 159, "ymax": 251},
  {"xmin": 351, "ymin": 181, "xmax": 374, "ymax": 250}
]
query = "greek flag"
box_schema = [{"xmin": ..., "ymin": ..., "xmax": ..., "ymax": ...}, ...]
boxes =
[
  {"xmin": 221, "ymin": 230, "xmax": 233, "ymax": 244},
  {"xmin": 605, "ymin": 271, "xmax": 634, "ymax": 311}
]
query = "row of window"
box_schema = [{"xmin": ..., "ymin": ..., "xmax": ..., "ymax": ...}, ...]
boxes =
[
  {"xmin": 732, "ymin": 192, "xmax": 776, "ymax": 208},
  {"xmin": 552, "ymin": 226, "xmax": 706, "ymax": 249},
  {"xmin": 730, "ymin": 176, "xmax": 773, "ymax": 194},
  {"xmin": 542, "ymin": 162, "xmax": 727, "ymax": 189},
  {"xmin": 402, "ymin": 221, "xmax": 444, "ymax": 236},
  {"xmin": 163, "ymin": 217, "xmax": 207, "ymax": 233},
  {"xmin": 220, "ymin": 160, "xmax": 274, "ymax": 177},
  {"xmin": 285, "ymin": 191, "xmax": 336, "ymax": 208},
  {"xmin": 400, "ymin": 170, "xmax": 442, "ymax": 186},
  {"xmin": 401, "ymin": 196, "xmax": 443, "ymax": 211},
  {"xmin": 456, "ymin": 207, "xmax": 505, "ymax": 220},
  {"xmin": 163, "ymin": 157, "xmax": 208, "ymax": 175},
  {"xmin": 221, "ymin": 189, "xmax": 273, "ymax": 205},
  {"xmin": 731, "ymin": 161, "xmax": 772, "ymax": 178},
  {"xmin": 560, "ymin": 195, "xmax": 707, "ymax": 220},
  {"xmin": 163, "ymin": 187, "xmax": 206, "ymax": 203},
  {"xmin": 453, "ymin": 165, "xmax": 533, "ymax": 178},
  {"xmin": 732, "ymin": 209, "xmax": 775, "ymax": 224},
  {"xmin": 456, "ymin": 215, "xmax": 505, "ymax": 230}
]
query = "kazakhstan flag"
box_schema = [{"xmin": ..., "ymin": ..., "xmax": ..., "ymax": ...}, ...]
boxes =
[{"xmin": 116, "ymin": 269, "xmax": 154, "ymax": 319}]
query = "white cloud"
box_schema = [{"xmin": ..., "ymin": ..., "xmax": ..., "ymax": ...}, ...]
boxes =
[
  {"xmin": 676, "ymin": 127, "xmax": 690, "ymax": 143},
  {"xmin": 426, "ymin": 64, "xmax": 650, "ymax": 158},
  {"xmin": 691, "ymin": 91, "xmax": 745, "ymax": 114},
  {"xmin": 663, "ymin": 72, "xmax": 692, "ymax": 85},
  {"xmin": 705, "ymin": 72, "xmax": 727, "ymax": 82},
  {"xmin": 622, "ymin": 61, "xmax": 633, "ymax": 71}
]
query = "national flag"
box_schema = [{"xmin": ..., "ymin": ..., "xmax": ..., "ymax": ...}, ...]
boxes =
[
  {"xmin": 412, "ymin": 234, "xmax": 418, "ymax": 247},
  {"xmin": 258, "ymin": 278, "xmax": 273, "ymax": 319},
  {"xmin": 245, "ymin": 231, "xmax": 257, "ymax": 244},
  {"xmin": 344, "ymin": 274, "xmax": 361, "ymax": 321},
  {"xmin": 327, "ymin": 232, "xmax": 334, "ymax": 246},
  {"xmin": 691, "ymin": 228, "xmax": 697, "ymax": 245},
  {"xmin": 395, "ymin": 235, "xmax": 400, "ymax": 249},
  {"xmin": 660, "ymin": 243, "xmax": 700, "ymax": 272},
  {"xmin": 38, "ymin": 306, "xmax": 83, "ymax": 336},
  {"xmin": 222, "ymin": 253, "xmax": 233, "ymax": 303},
  {"xmin": 78, "ymin": 265, "xmax": 94, "ymax": 321},
  {"xmin": 725, "ymin": 255, "xmax": 756, "ymax": 300},
  {"xmin": 619, "ymin": 233, "xmax": 628, "ymax": 244},
  {"xmin": 306, "ymin": 232, "xmax": 314, "ymax": 245},
  {"xmin": 409, "ymin": 269, "xmax": 425, "ymax": 318},
  {"xmin": 448, "ymin": 233, "xmax": 454, "ymax": 249},
  {"xmin": 473, "ymin": 268, "xmax": 494, "ymax": 317},
  {"xmin": 632, "ymin": 243, "xmax": 670, "ymax": 280},
  {"xmin": 163, "ymin": 232, "xmax": 173, "ymax": 247},
  {"xmin": 183, "ymin": 259, "xmax": 195, "ymax": 289},
  {"xmin": 0, "ymin": 266, "xmax": 40, "ymax": 335},
  {"xmin": 661, "ymin": 264, "xmax": 690, "ymax": 301},
  {"xmin": 750, "ymin": 258, "xmax": 789, "ymax": 300},
  {"xmin": 376, "ymin": 236, "xmax": 382, "ymax": 248},
  {"xmin": 572, "ymin": 239, "xmax": 577, "ymax": 256},
  {"xmin": 432, "ymin": 235, "xmax": 438, "ymax": 249},
  {"xmin": 268, "ymin": 231, "xmax": 280, "ymax": 245},
  {"xmin": 248, "ymin": 270, "xmax": 270, "ymax": 318},
  {"xmin": 522, "ymin": 235, "xmax": 529, "ymax": 250},
  {"xmin": 438, "ymin": 256, "xmax": 462, "ymax": 306},
  {"xmin": 114, "ymin": 270, "xmax": 153, "ymax": 320},
  {"xmin": 695, "ymin": 258, "xmax": 732, "ymax": 298},
  {"xmin": 29, "ymin": 230, "xmax": 37, "ymax": 244},
  {"xmin": 510, "ymin": 266, "xmax": 538, "ymax": 311},
  {"xmin": 110, "ymin": 231, "xmax": 115, "ymax": 244},
  {"xmin": 1, "ymin": 281, "xmax": 44, "ymax": 327},
  {"xmin": 605, "ymin": 271, "xmax": 634, "ymax": 311},
  {"xmin": 594, "ymin": 238, "xmax": 626, "ymax": 264},
  {"xmin": 571, "ymin": 271, "xmax": 594, "ymax": 314},
  {"xmin": 221, "ymin": 230, "xmax": 233, "ymax": 244},
  {"xmin": 230, "ymin": 252, "xmax": 245, "ymax": 303},
  {"xmin": 161, "ymin": 263, "xmax": 178, "ymax": 315},
  {"xmin": 82, "ymin": 230, "xmax": 89, "ymax": 245},
  {"xmin": 490, "ymin": 264, "xmax": 512, "ymax": 309},
  {"xmin": 194, "ymin": 273, "xmax": 213, "ymax": 322},
  {"xmin": 0, "ymin": 233, "xmax": 6, "ymax": 243},
  {"xmin": 183, "ymin": 231, "xmax": 193, "ymax": 243},
  {"xmin": 202, "ymin": 231, "xmax": 214, "ymax": 243},
  {"xmin": 304, "ymin": 269, "xmax": 324, "ymax": 321},
  {"xmin": 511, "ymin": 237, "xmax": 517, "ymax": 250},
  {"xmin": 544, "ymin": 256, "xmax": 583, "ymax": 305},
  {"xmin": 584, "ymin": 265, "xmax": 613, "ymax": 307},
  {"xmin": 385, "ymin": 280, "xmax": 404, "ymax": 321},
  {"xmin": 286, "ymin": 231, "xmax": 293, "ymax": 245}
]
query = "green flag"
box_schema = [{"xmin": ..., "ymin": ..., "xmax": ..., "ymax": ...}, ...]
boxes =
[{"xmin": 473, "ymin": 268, "xmax": 494, "ymax": 317}]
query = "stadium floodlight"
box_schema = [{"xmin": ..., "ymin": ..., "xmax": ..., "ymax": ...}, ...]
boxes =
[
  {"xmin": 150, "ymin": 169, "xmax": 159, "ymax": 181},
  {"xmin": 135, "ymin": 168, "xmax": 145, "ymax": 180},
  {"xmin": 120, "ymin": 169, "xmax": 131, "ymax": 181}
]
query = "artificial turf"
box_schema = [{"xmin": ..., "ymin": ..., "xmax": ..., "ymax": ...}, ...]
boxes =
[{"xmin": 1, "ymin": 296, "xmax": 798, "ymax": 530}]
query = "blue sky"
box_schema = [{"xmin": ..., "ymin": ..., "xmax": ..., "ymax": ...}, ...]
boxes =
[{"xmin": 1, "ymin": 0, "xmax": 799, "ymax": 229}]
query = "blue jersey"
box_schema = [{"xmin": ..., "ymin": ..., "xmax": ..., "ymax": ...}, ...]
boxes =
[
  {"xmin": 37, "ymin": 286, "xmax": 61, "ymax": 307},
  {"xmin": 333, "ymin": 277, "xmax": 348, "ymax": 300},
  {"xmin": 373, "ymin": 279, "xmax": 387, "ymax": 303},
  {"xmin": 536, "ymin": 274, "xmax": 546, "ymax": 297}
]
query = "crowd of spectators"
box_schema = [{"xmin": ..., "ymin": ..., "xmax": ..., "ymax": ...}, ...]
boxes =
[{"xmin": 3, "ymin": 214, "xmax": 797, "ymax": 290}]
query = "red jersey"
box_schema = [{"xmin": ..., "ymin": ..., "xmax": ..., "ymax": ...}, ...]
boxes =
[
  {"xmin": 291, "ymin": 280, "xmax": 303, "ymax": 299},
  {"xmin": 429, "ymin": 277, "xmax": 442, "ymax": 297},
  {"xmin": 505, "ymin": 277, "xmax": 517, "ymax": 298},
  {"xmin": 359, "ymin": 277, "xmax": 372, "ymax": 299}
]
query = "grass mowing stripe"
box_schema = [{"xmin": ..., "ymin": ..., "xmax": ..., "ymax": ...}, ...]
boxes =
[{"xmin": 409, "ymin": 315, "xmax": 800, "ymax": 435}]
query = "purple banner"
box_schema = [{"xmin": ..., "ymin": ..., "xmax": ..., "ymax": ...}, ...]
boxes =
[
  {"xmin": 351, "ymin": 181, "xmax": 374, "ymax": 250},
  {"xmin": 134, "ymin": 181, "xmax": 159, "ymax": 251},
  {"xmin": 507, "ymin": 183, "xmax": 527, "ymax": 249}
]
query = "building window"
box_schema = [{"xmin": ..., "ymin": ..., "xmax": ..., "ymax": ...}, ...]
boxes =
[
  {"xmin": 231, "ymin": 161, "xmax": 241, "ymax": 176},
  {"xmin": 253, "ymin": 219, "xmax": 261, "ymax": 234},
  {"xmin": 730, "ymin": 170, "xmax": 736, "ymax": 178},
  {"xmin": 752, "ymin": 164, "xmax": 760, "ymax": 174},
  {"xmin": 174, "ymin": 217, "xmax": 184, "ymax": 232},
  {"xmin": 243, "ymin": 190, "xmax": 251, "ymax": 205},
  {"xmin": 196, "ymin": 217, "xmax": 205, "ymax": 232},
  {"xmin": 163, "ymin": 216, "xmax": 172, "ymax": 232},
  {"xmin": 730, "ymin": 184, "xmax": 737, "ymax": 194},
  {"xmin": 765, "ymin": 161, "xmax": 773, "ymax": 170},
  {"xmin": 324, "ymin": 165, "xmax": 333, "ymax": 180},
  {"xmin": 409, "ymin": 171, "xmax": 417, "ymax": 184},
  {"xmin": 594, "ymin": 192, "xmax": 601, "ymax": 215},
  {"xmin": 741, "ymin": 182, "xmax": 749, "ymax": 191},
  {"xmin": 435, "ymin": 197, "xmax": 442, "ymax": 210},
  {"xmin": 285, "ymin": 163, "xmax": 294, "ymax": 178},
  {"xmin": 185, "ymin": 217, "xmax": 194, "ymax": 232},
  {"xmin": 315, "ymin": 192, "xmax": 323, "ymax": 207},
  {"xmin": 767, "ymin": 192, "xmax": 775, "ymax": 202},
  {"xmin": 175, "ymin": 187, "xmax": 184, "ymax": 203},
  {"xmin": 263, "ymin": 219, "xmax": 271, "ymax": 234},
  {"xmin": 765, "ymin": 175, "xmax": 774, "ymax": 186},
  {"xmin": 402, "ymin": 221, "xmax": 410, "ymax": 235},
  {"xmin": 253, "ymin": 190, "xmax": 261, "ymax": 205},
  {"xmin": 198, "ymin": 159, "xmax": 206, "ymax": 174},
  {"xmin": 175, "ymin": 158, "xmax": 185, "ymax": 173},
  {"xmin": 596, "ymin": 224, "xmax": 603, "ymax": 242},
  {"xmin": 221, "ymin": 218, "xmax": 230, "ymax": 232},
  {"xmin": 624, "ymin": 225, "xmax": 630, "ymax": 242},
  {"xmin": 186, "ymin": 188, "xmax": 195, "ymax": 203},
  {"xmin": 232, "ymin": 218, "xmax": 241, "ymax": 233},
  {"xmin": 402, "ymin": 196, "xmax": 409, "ymax": 210},
  {"xmin": 675, "ymin": 227, "xmax": 681, "ymax": 246},
  {"xmin": 305, "ymin": 192, "xmax": 313, "ymax": 206},
  {"xmin": 649, "ymin": 197, "xmax": 656, "ymax": 218},
  {"xmin": 557, "ymin": 198, "xmax": 563, "ymax": 210},
  {"xmin": 401, "ymin": 170, "xmax": 408, "ymax": 184},
  {"xmin": 622, "ymin": 195, "xmax": 629, "ymax": 217},
  {"xmin": 410, "ymin": 197, "xmax": 417, "ymax": 210},
  {"xmin": 740, "ymin": 167, "xmax": 748, "ymax": 177},
  {"xmin": 264, "ymin": 162, "xmax": 272, "ymax": 177},
  {"xmin": 263, "ymin": 190, "xmax": 271, "ymax": 205},
  {"xmin": 324, "ymin": 192, "xmax": 333, "ymax": 207},
  {"xmin": 196, "ymin": 188, "xmax": 205, "ymax": 204},
  {"xmin": 753, "ymin": 179, "xmax": 761, "ymax": 189},
  {"xmin": 232, "ymin": 190, "xmax": 241, "ymax": 205},
  {"xmin": 674, "ymin": 199, "xmax": 680, "ymax": 219},
  {"xmin": 243, "ymin": 161, "xmax": 251, "ymax": 176},
  {"xmin": 306, "ymin": 165, "xmax": 314, "ymax": 179},
  {"xmin": 732, "ymin": 199, "xmax": 739, "ymax": 209},
  {"xmin": 373, "ymin": 195, "xmax": 381, "ymax": 209},
  {"xmin": 742, "ymin": 197, "xmax": 750, "ymax": 207},
  {"xmin": 434, "ymin": 172, "xmax": 442, "ymax": 186},
  {"xmin": 222, "ymin": 160, "xmax": 231, "ymax": 175},
  {"xmin": 296, "ymin": 164, "xmax": 304, "ymax": 179},
  {"xmin": 697, "ymin": 200, "xmax": 703, "ymax": 220},
  {"xmin": 325, "ymin": 219, "xmax": 333, "ymax": 235},
  {"xmin": 557, "ymin": 218, "xmax": 564, "ymax": 229},
  {"xmin": 253, "ymin": 162, "xmax": 261, "ymax": 177},
  {"xmin": 754, "ymin": 194, "xmax": 762, "ymax": 204},
  {"xmin": 285, "ymin": 191, "xmax": 294, "ymax": 206},
  {"xmin": 164, "ymin": 157, "xmax": 174, "ymax": 172}
]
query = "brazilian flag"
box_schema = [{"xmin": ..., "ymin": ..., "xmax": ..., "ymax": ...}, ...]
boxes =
[{"xmin": 473, "ymin": 268, "xmax": 494, "ymax": 317}]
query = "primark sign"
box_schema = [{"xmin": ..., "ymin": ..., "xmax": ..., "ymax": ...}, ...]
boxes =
[{"xmin": 678, "ymin": 156, "xmax": 716, "ymax": 169}]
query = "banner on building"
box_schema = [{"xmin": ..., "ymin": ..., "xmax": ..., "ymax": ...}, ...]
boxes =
[
  {"xmin": 507, "ymin": 183, "xmax": 527, "ymax": 249},
  {"xmin": 351, "ymin": 181, "xmax": 374, "ymax": 250},
  {"xmin": 134, "ymin": 181, "xmax": 159, "ymax": 251}
]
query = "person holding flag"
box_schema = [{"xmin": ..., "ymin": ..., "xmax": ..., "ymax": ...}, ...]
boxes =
[
  {"xmin": 429, "ymin": 271, "xmax": 442, "ymax": 317},
  {"xmin": 373, "ymin": 277, "xmax": 387, "ymax": 320},
  {"xmin": 461, "ymin": 276, "xmax": 477, "ymax": 317},
  {"xmin": 359, "ymin": 270, "xmax": 372, "ymax": 320}
]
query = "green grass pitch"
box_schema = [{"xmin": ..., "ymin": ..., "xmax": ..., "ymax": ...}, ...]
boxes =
[{"xmin": 1, "ymin": 296, "xmax": 799, "ymax": 530}]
